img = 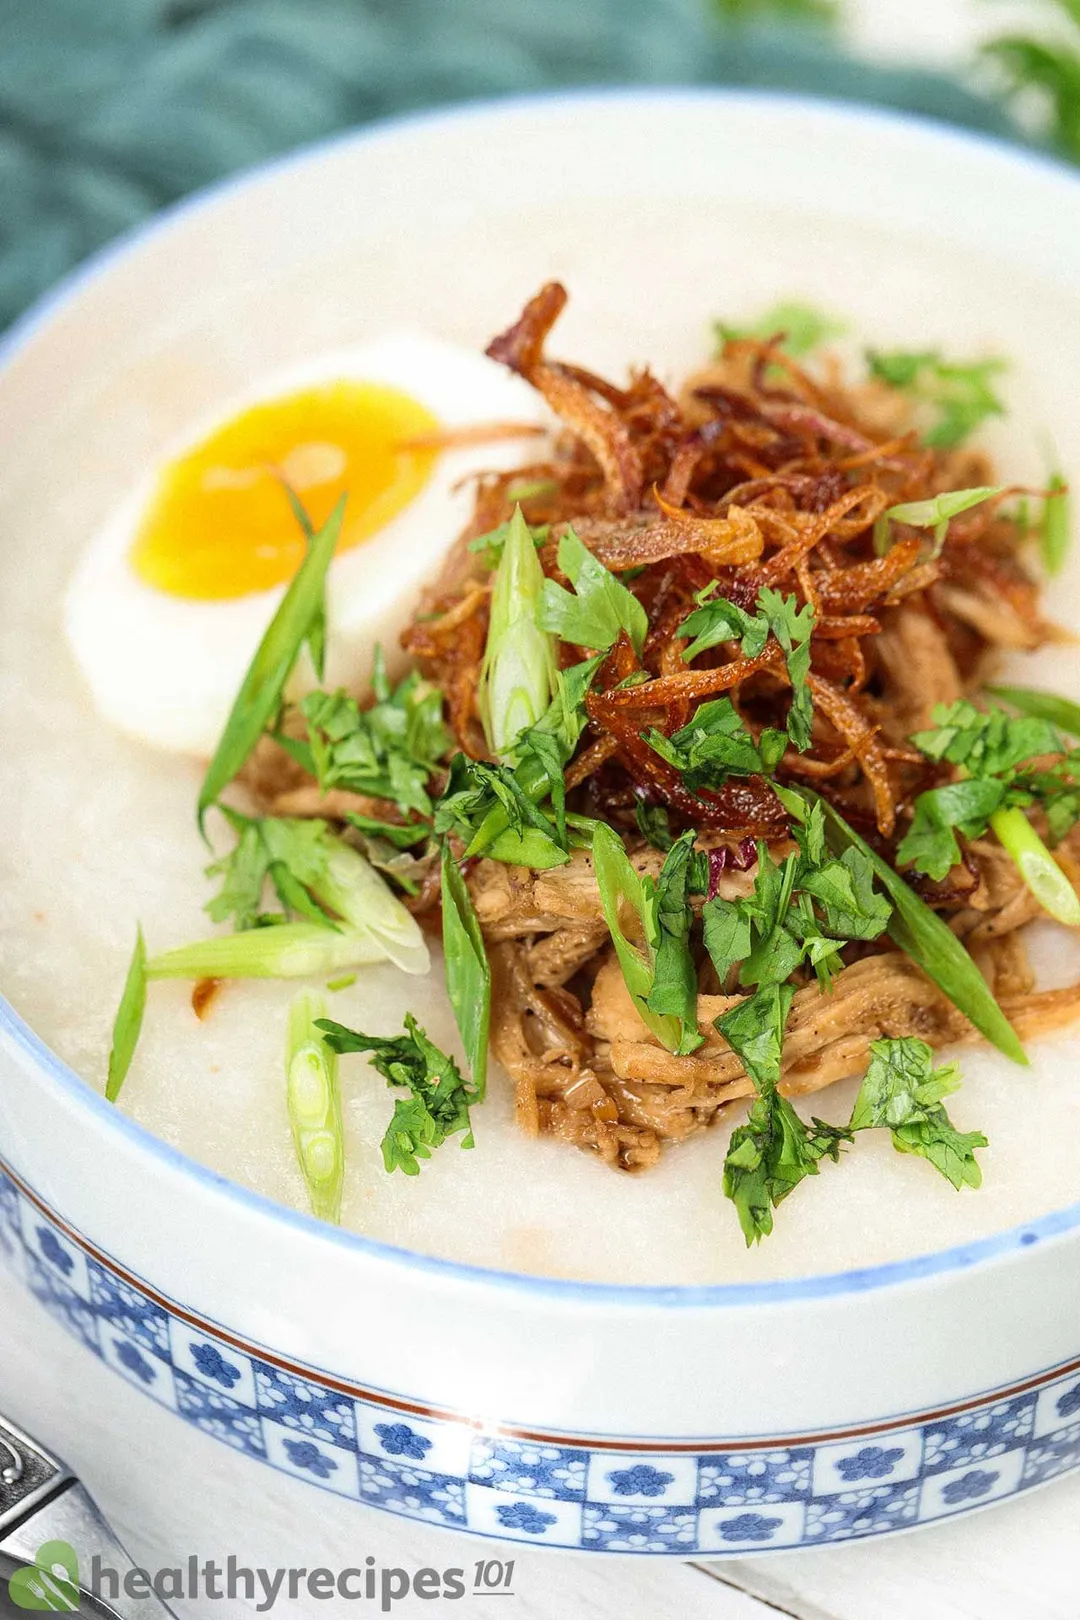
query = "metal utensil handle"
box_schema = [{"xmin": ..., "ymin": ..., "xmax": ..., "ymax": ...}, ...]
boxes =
[
  {"xmin": 0, "ymin": 1413, "xmax": 68, "ymax": 1538},
  {"xmin": 0, "ymin": 1412, "xmax": 174, "ymax": 1618}
]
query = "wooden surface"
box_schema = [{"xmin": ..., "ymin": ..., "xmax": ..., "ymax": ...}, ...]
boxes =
[{"xmin": 2, "ymin": 1283, "xmax": 1079, "ymax": 1619}]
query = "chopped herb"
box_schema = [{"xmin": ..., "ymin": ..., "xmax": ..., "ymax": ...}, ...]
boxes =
[
  {"xmin": 714, "ymin": 301, "xmax": 844, "ymax": 358},
  {"xmin": 106, "ymin": 927, "xmax": 147, "ymax": 1103},
  {"xmin": 592, "ymin": 823, "xmax": 704, "ymax": 1056},
  {"xmin": 538, "ymin": 527, "xmax": 648, "ymax": 656},
  {"xmin": 478, "ymin": 505, "xmax": 559, "ymax": 759},
  {"xmin": 679, "ymin": 587, "xmax": 814, "ymax": 750},
  {"xmin": 634, "ymin": 801, "xmax": 675, "ymax": 851},
  {"xmin": 724, "ymin": 1087, "xmax": 850, "ymax": 1245},
  {"xmin": 703, "ymin": 803, "xmax": 892, "ymax": 998},
  {"xmin": 801, "ymin": 789, "xmax": 1028, "ymax": 1065},
  {"xmin": 866, "ymin": 350, "xmax": 1006, "ymax": 450},
  {"xmin": 286, "ymin": 990, "xmax": 344, "ymax": 1223},
  {"xmin": 326, "ymin": 974, "xmax": 356, "ymax": 993},
  {"xmin": 205, "ymin": 809, "xmax": 337, "ymax": 931},
  {"xmin": 898, "ymin": 700, "xmax": 1080, "ymax": 925},
  {"xmin": 197, "ymin": 496, "xmax": 344, "ymax": 833},
  {"xmin": 719, "ymin": 983, "xmax": 851, "ymax": 1245},
  {"xmin": 644, "ymin": 697, "xmax": 788, "ymax": 790},
  {"xmin": 295, "ymin": 652, "xmax": 450, "ymax": 817},
  {"xmin": 644, "ymin": 832, "xmax": 704, "ymax": 1042},
  {"xmin": 850, "ymin": 1037, "xmax": 986, "ymax": 1190},
  {"xmin": 434, "ymin": 656, "xmax": 603, "ymax": 868},
  {"xmin": 874, "ymin": 486, "xmax": 1005, "ymax": 559},
  {"xmin": 441, "ymin": 845, "xmax": 492, "ymax": 1100},
  {"xmin": 437, "ymin": 756, "xmax": 568, "ymax": 870},
  {"xmin": 318, "ymin": 1013, "xmax": 475, "ymax": 1175}
]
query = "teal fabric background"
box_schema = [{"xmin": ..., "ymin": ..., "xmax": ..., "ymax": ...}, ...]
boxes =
[{"xmin": 0, "ymin": 0, "xmax": 1022, "ymax": 332}]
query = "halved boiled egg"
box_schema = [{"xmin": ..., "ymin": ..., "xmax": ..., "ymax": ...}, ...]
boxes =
[{"xmin": 64, "ymin": 333, "xmax": 548, "ymax": 754}]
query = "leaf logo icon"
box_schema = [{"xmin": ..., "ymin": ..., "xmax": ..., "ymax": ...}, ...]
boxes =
[{"xmin": 7, "ymin": 1540, "xmax": 80, "ymax": 1611}]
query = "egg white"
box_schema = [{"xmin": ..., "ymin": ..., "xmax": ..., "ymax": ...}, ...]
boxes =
[{"xmin": 63, "ymin": 333, "xmax": 549, "ymax": 755}]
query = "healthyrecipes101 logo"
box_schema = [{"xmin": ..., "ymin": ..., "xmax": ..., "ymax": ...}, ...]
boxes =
[
  {"xmin": 6, "ymin": 1542, "xmax": 518, "ymax": 1611},
  {"xmin": 7, "ymin": 1542, "xmax": 81, "ymax": 1611}
]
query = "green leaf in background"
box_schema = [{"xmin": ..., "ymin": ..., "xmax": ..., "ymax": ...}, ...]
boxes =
[
  {"xmin": 106, "ymin": 926, "xmax": 147, "ymax": 1103},
  {"xmin": 983, "ymin": 6, "xmax": 1080, "ymax": 163},
  {"xmin": 441, "ymin": 845, "xmax": 492, "ymax": 1100},
  {"xmin": 714, "ymin": 299, "xmax": 844, "ymax": 355},
  {"xmin": 712, "ymin": 0, "xmax": 837, "ymax": 30},
  {"xmin": 197, "ymin": 497, "xmax": 345, "ymax": 833},
  {"xmin": 865, "ymin": 351, "xmax": 1006, "ymax": 450}
]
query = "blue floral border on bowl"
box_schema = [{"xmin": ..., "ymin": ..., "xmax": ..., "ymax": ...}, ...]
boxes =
[{"xmin": 2, "ymin": 1158, "xmax": 1079, "ymax": 1553}]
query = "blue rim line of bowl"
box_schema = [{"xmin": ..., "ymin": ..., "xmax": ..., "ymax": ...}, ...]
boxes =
[{"xmin": 2, "ymin": 85, "xmax": 1079, "ymax": 1309}]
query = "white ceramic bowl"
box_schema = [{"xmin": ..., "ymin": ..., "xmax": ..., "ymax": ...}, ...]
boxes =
[{"xmin": 4, "ymin": 89, "xmax": 1080, "ymax": 1559}]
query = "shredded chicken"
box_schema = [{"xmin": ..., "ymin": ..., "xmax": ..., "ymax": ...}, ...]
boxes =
[{"xmin": 349, "ymin": 284, "xmax": 1079, "ymax": 1173}]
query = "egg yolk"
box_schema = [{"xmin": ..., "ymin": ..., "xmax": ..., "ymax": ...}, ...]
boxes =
[{"xmin": 130, "ymin": 381, "xmax": 440, "ymax": 600}]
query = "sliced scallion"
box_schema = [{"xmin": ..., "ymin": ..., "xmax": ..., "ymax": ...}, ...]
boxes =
[
  {"xmin": 989, "ymin": 805, "xmax": 1080, "ymax": 927},
  {"xmin": 477, "ymin": 505, "xmax": 558, "ymax": 760},
  {"xmin": 106, "ymin": 927, "xmax": 147, "ymax": 1103},
  {"xmin": 286, "ymin": 990, "xmax": 344, "ymax": 1223},
  {"xmin": 197, "ymin": 496, "xmax": 345, "ymax": 833}
]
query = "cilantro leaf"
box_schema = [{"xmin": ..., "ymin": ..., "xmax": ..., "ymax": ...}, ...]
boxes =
[
  {"xmin": 297, "ymin": 653, "xmax": 451, "ymax": 817},
  {"xmin": 592, "ymin": 823, "xmax": 703, "ymax": 1055},
  {"xmin": 538, "ymin": 528, "xmax": 648, "ymax": 655},
  {"xmin": 701, "ymin": 896, "xmax": 752, "ymax": 985},
  {"xmin": 702, "ymin": 814, "xmax": 891, "ymax": 996},
  {"xmin": 724, "ymin": 1090, "xmax": 851, "ymax": 1245},
  {"xmin": 899, "ymin": 701, "xmax": 1079, "ymax": 881},
  {"xmin": 317, "ymin": 1013, "xmax": 475, "ymax": 1175},
  {"xmin": 797, "ymin": 847, "xmax": 894, "ymax": 942},
  {"xmin": 644, "ymin": 832, "xmax": 705, "ymax": 1048},
  {"xmin": 716, "ymin": 981, "xmax": 794, "ymax": 1092},
  {"xmin": 679, "ymin": 587, "xmax": 814, "ymax": 751},
  {"xmin": 759, "ymin": 587, "xmax": 815, "ymax": 750},
  {"xmin": 634, "ymin": 801, "xmax": 676, "ymax": 851},
  {"xmin": 911, "ymin": 700, "xmax": 1061, "ymax": 776},
  {"xmin": 850, "ymin": 1037, "xmax": 986, "ymax": 1190},
  {"xmin": 718, "ymin": 981, "xmax": 850, "ymax": 1245},
  {"xmin": 866, "ymin": 350, "xmax": 1006, "ymax": 450},
  {"xmin": 897, "ymin": 778, "xmax": 1008, "ymax": 882},
  {"xmin": 435, "ymin": 756, "xmax": 568, "ymax": 870},
  {"xmin": 802, "ymin": 788, "xmax": 1028, "ymax": 1066},
  {"xmin": 432, "ymin": 656, "xmax": 603, "ymax": 869},
  {"xmin": 205, "ymin": 810, "xmax": 336, "ymax": 931},
  {"xmin": 644, "ymin": 697, "xmax": 788, "ymax": 788},
  {"xmin": 714, "ymin": 301, "xmax": 844, "ymax": 358}
]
